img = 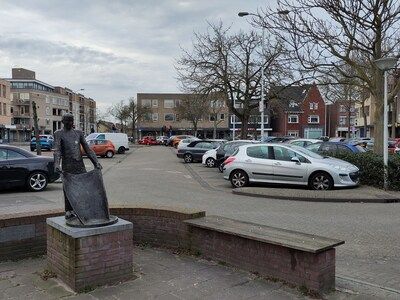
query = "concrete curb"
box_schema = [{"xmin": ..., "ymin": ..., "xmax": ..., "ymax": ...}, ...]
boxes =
[{"xmin": 232, "ymin": 189, "xmax": 400, "ymax": 203}]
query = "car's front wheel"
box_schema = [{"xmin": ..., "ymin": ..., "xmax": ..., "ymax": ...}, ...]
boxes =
[
  {"xmin": 27, "ymin": 172, "xmax": 48, "ymax": 192},
  {"xmin": 230, "ymin": 170, "xmax": 249, "ymax": 188},
  {"xmin": 309, "ymin": 172, "xmax": 333, "ymax": 190},
  {"xmin": 206, "ymin": 157, "xmax": 216, "ymax": 168},
  {"xmin": 184, "ymin": 153, "xmax": 193, "ymax": 163},
  {"xmin": 105, "ymin": 150, "xmax": 114, "ymax": 158},
  {"xmin": 118, "ymin": 146, "xmax": 126, "ymax": 154}
]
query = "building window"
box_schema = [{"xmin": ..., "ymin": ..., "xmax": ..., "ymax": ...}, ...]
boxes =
[
  {"xmin": 152, "ymin": 100, "xmax": 158, "ymax": 107},
  {"xmin": 220, "ymin": 113, "xmax": 225, "ymax": 120},
  {"xmin": 143, "ymin": 113, "xmax": 151, "ymax": 121},
  {"xmin": 152, "ymin": 113, "xmax": 158, "ymax": 122},
  {"xmin": 209, "ymin": 115, "xmax": 216, "ymax": 122},
  {"xmin": 142, "ymin": 99, "xmax": 152, "ymax": 107},
  {"xmin": 288, "ymin": 115, "xmax": 299, "ymax": 123},
  {"xmin": 2, "ymin": 85, "xmax": 6, "ymax": 98},
  {"xmin": 289, "ymin": 100, "xmax": 297, "ymax": 108},
  {"xmin": 350, "ymin": 117, "xmax": 355, "ymax": 126},
  {"xmin": 309, "ymin": 102, "xmax": 318, "ymax": 110},
  {"xmin": 164, "ymin": 100, "xmax": 175, "ymax": 108},
  {"xmin": 287, "ymin": 130, "xmax": 299, "ymax": 137},
  {"xmin": 339, "ymin": 116, "xmax": 346, "ymax": 126},
  {"xmin": 339, "ymin": 105, "xmax": 346, "ymax": 113},
  {"xmin": 0, "ymin": 103, "xmax": 2, "ymax": 115},
  {"xmin": 164, "ymin": 113, "xmax": 175, "ymax": 121},
  {"xmin": 174, "ymin": 99, "xmax": 181, "ymax": 107},
  {"xmin": 175, "ymin": 114, "xmax": 180, "ymax": 121},
  {"xmin": 46, "ymin": 107, "xmax": 50, "ymax": 116},
  {"xmin": 20, "ymin": 93, "xmax": 29, "ymax": 100},
  {"xmin": 308, "ymin": 115, "xmax": 319, "ymax": 124}
]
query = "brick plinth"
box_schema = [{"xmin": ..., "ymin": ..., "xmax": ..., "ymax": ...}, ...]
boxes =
[
  {"xmin": 189, "ymin": 226, "xmax": 336, "ymax": 293},
  {"xmin": 46, "ymin": 218, "xmax": 133, "ymax": 292}
]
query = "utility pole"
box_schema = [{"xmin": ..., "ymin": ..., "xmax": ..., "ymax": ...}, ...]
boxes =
[{"xmin": 32, "ymin": 101, "xmax": 41, "ymax": 156}]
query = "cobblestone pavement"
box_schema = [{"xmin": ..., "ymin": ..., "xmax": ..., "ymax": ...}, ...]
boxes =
[
  {"xmin": 1, "ymin": 146, "xmax": 400, "ymax": 297},
  {"xmin": 0, "ymin": 246, "xmax": 395, "ymax": 300}
]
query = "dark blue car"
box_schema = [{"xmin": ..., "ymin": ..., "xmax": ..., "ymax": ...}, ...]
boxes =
[
  {"xmin": 306, "ymin": 142, "xmax": 366, "ymax": 154},
  {"xmin": 30, "ymin": 135, "xmax": 54, "ymax": 151}
]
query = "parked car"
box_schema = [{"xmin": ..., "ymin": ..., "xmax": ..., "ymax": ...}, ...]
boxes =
[
  {"xmin": 0, "ymin": 145, "xmax": 60, "ymax": 192},
  {"xmin": 86, "ymin": 133, "xmax": 129, "ymax": 154},
  {"xmin": 177, "ymin": 140, "xmax": 224, "ymax": 163},
  {"xmin": 287, "ymin": 139, "xmax": 321, "ymax": 147},
  {"xmin": 138, "ymin": 136, "xmax": 158, "ymax": 145},
  {"xmin": 265, "ymin": 136, "xmax": 296, "ymax": 143},
  {"xmin": 172, "ymin": 135, "xmax": 195, "ymax": 148},
  {"xmin": 214, "ymin": 140, "xmax": 259, "ymax": 171},
  {"xmin": 177, "ymin": 137, "xmax": 200, "ymax": 149},
  {"xmin": 30, "ymin": 135, "xmax": 54, "ymax": 151},
  {"xmin": 156, "ymin": 136, "xmax": 168, "ymax": 145},
  {"xmin": 306, "ymin": 142, "xmax": 366, "ymax": 154},
  {"xmin": 83, "ymin": 139, "xmax": 115, "ymax": 158},
  {"xmin": 223, "ymin": 143, "xmax": 359, "ymax": 190},
  {"xmin": 329, "ymin": 137, "xmax": 346, "ymax": 142}
]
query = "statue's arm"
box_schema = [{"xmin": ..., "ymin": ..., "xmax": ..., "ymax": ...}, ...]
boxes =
[
  {"xmin": 53, "ymin": 131, "xmax": 62, "ymax": 172},
  {"xmin": 80, "ymin": 132, "xmax": 102, "ymax": 169}
]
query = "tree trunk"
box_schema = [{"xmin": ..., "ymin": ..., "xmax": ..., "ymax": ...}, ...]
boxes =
[
  {"xmin": 213, "ymin": 120, "xmax": 217, "ymax": 139},
  {"xmin": 240, "ymin": 116, "xmax": 249, "ymax": 139},
  {"xmin": 391, "ymin": 99, "xmax": 397, "ymax": 138},
  {"xmin": 347, "ymin": 108, "xmax": 351, "ymax": 139},
  {"xmin": 32, "ymin": 101, "xmax": 41, "ymax": 156},
  {"xmin": 131, "ymin": 119, "xmax": 135, "ymax": 139}
]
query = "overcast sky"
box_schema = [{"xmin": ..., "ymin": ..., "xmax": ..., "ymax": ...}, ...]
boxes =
[{"xmin": 0, "ymin": 0, "xmax": 274, "ymax": 114}]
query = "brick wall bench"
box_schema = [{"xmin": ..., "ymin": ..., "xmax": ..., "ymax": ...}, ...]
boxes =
[
  {"xmin": 185, "ymin": 216, "xmax": 344, "ymax": 294},
  {"xmin": 47, "ymin": 216, "xmax": 134, "ymax": 292}
]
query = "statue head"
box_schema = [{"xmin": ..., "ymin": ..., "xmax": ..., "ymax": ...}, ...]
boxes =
[{"xmin": 62, "ymin": 113, "xmax": 74, "ymax": 130}]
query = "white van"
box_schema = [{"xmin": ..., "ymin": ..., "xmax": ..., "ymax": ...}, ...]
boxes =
[{"xmin": 86, "ymin": 133, "xmax": 129, "ymax": 154}]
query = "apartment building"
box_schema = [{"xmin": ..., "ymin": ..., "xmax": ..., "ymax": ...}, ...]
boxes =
[
  {"xmin": 326, "ymin": 100, "xmax": 357, "ymax": 138},
  {"xmin": 137, "ymin": 93, "xmax": 229, "ymax": 138},
  {"xmin": 0, "ymin": 79, "xmax": 12, "ymax": 142},
  {"xmin": 269, "ymin": 84, "xmax": 326, "ymax": 138},
  {"xmin": 55, "ymin": 87, "xmax": 96, "ymax": 135},
  {"xmin": 2, "ymin": 68, "xmax": 97, "ymax": 141}
]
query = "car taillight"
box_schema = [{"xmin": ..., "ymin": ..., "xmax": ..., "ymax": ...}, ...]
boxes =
[{"xmin": 224, "ymin": 157, "xmax": 236, "ymax": 165}]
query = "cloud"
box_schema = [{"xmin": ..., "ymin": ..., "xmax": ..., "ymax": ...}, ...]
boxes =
[{"xmin": 0, "ymin": 0, "xmax": 271, "ymax": 112}]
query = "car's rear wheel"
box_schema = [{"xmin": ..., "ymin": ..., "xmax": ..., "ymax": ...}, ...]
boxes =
[
  {"xmin": 27, "ymin": 172, "xmax": 48, "ymax": 192},
  {"xmin": 230, "ymin": 170, "xmax": 249, "ymax": 188},
  {"xmin": 184, "ymin": 153, "xmax": 193, "ymax": 163},
  {"xmin": 309, "ymin": 172, "xmax": 333, "ymax": 190},
  {"xmin": 30, "ymin": 147, "xmax": 35, "ymax": 151},
  {"xmin": 206, "ymin": 157, "xmax": 216, "ymax": 168},
  {"xmin": 105, "ymin": 150, "xmax": 114, "ymax": 158},
  {"xmin": 218, "ymin": 163, "xmax": 224, "ymax": 173},
  {"xmin": 118, "ymin": 146, "xmax": 126, "ymax": 154}
]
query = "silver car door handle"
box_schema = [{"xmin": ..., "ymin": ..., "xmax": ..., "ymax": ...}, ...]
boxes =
[
  {"xmin": 273, "ymin": 162, "xmax": 281, "ymax": 166},
  {"xmin": 245, "ymin": 159, "xmax": 252, "ymax": 163}
]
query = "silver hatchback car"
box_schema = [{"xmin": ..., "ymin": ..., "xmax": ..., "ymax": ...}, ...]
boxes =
[{"xmin": 223, "ymin": 143, "xmax": 360, "ymax": 190}]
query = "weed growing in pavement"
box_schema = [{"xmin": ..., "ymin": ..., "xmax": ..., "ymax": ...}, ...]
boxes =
[{"xmin": 38, "ymin": 269, "xmax": 57, "ymax": 281}]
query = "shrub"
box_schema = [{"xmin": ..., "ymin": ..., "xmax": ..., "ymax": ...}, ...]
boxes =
[{"xmin": 327, "ymin": 151, "xmax": 400, "ymax": 190}]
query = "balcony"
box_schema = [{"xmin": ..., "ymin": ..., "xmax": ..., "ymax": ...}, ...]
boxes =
[{"xmin": 12, "ymin": 111, "xmax": 31, "ymax": 118}]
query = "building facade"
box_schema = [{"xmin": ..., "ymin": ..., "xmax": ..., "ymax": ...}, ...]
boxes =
[
  {"xmin": 0, "ymin": 79, "xmax": 12, "ymax": 142},
  {"xmin": 2, "ymin": 68, "xmax": 97, "ymax": 142},
  {"xmin": 326, "ymin": 100, "xmax": 357, "ymax": 138},
  {"xmin": 270, "ymin": 84, "xmax": 326, "ymax": 138},
  {"xmin": 137, "ymin": 93, "xmax": 230, "ymax": 138}
]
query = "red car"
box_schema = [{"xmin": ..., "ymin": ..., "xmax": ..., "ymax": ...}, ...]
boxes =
[{"xmin": 138, "ymin": 136, "xmax": 158, "ymax": 145}]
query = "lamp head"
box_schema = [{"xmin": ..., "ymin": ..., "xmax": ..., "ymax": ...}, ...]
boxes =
[
  {"xmin": 374, "ymin": 57, "xmax": 398, "ymax": 71},
  {"xmin": 238, "ymin": 12, "xmax": 249, "ymax": 17}
]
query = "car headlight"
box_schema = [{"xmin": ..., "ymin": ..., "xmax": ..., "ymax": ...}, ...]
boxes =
[{"xmin": 329, "ymin": 164, "xmax": 352, "ymax": 172}]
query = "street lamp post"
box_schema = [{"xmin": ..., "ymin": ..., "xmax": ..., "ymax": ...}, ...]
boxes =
[
  {"xmin": 238, "ymin": 10, "xmax": 289, "ymax": 141},
  {"xmin": 374, "ymin": 57, "xmax": 399, "ymax": 190}
]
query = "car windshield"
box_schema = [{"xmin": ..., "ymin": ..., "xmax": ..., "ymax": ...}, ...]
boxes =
[{"xmin": 289, "ymin": 145, "xmax": 323, "ymax": 159}]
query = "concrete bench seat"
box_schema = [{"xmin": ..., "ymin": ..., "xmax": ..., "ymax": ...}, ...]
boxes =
[{"xmin": 185, "ymin": 216, "xmax": 345, "ymax": 293}]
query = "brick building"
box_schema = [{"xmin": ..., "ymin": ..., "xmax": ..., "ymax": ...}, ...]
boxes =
[
  {"xmin": 137, "ymin": 93, "xmax": 230, "ymax": 138},
  {"xmin": 326, "ymin": 100, "xmax": 357, "ymax": 138},
  {"xmin": 0, "ymin": 79, "xmax": 12, "ymax": 142},
  {"xmin": 2, "ymin": 68, "xmax": 97, "ymax": 141},
  {"xmin": 269, "ymin": 84, "xmax": 326, "ymax": 138}
]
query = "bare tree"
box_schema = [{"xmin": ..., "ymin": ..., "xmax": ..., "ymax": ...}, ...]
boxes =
[
  {"xmin": 124, "ymin": 97, "xmax": 151, "ymax": 139},
  {"xmin": 32, "ymin": 101, "xmax": 41, "ymax": 155},
  {"xmin": 108, "ymin": 100, "xmax": 129, "ymax": 133},
  {"xmin": 176, "ymin": 22, "xmax": 292, "ymax": 139},
  {"xmin": 257, "ymin": 0, "xmax": 400, "ymax": 154},
  {"xmin": 175, "ymin": 94, "xmax": 210, "ymax": 136}
]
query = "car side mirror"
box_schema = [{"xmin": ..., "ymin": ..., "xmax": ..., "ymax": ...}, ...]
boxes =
[{"xmin": 291, "ymin": 156, "xmax": 301, "ymax": 164}]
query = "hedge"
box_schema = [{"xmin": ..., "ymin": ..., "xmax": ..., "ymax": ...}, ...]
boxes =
[{"xmin": 328, "ymin": 151, "xmax": 400, "ymax": 190}]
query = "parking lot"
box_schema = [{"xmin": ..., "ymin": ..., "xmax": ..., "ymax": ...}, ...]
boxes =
[{"xmin": 1, "ymin": 145, "xmax": 400, "ymax": 294}]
